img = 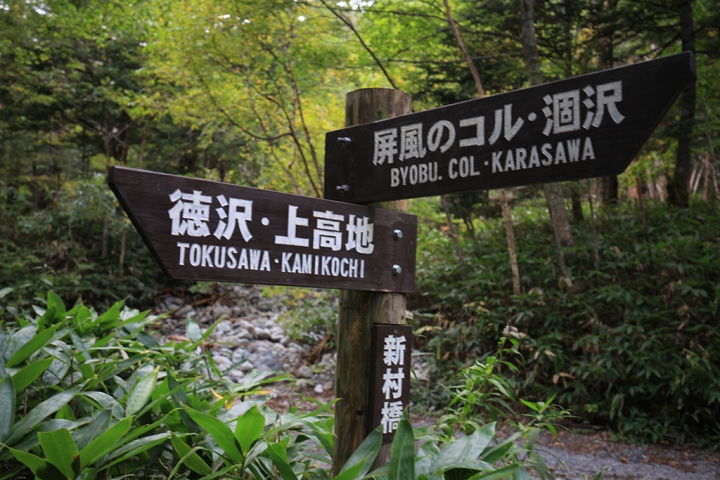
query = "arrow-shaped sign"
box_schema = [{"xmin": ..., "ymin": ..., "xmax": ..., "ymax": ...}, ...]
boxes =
[
  {"xmin": 324, "ymin": 52, "xmax": 695, "ymax": 204},
  {"xmin": 108, "ymin": 167, "xmax": 417, "ymax": 292}
]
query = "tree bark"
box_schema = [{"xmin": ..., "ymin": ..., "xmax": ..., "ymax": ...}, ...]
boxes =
[
  {"xmin": 499, "ymin": 189, "xmax": 521, "ymax": 295},
  {"xmin": 592, "ymin": 0, "xmax": 619, "ymax": 205},
  {"xmin": 520, "ymin": 0, "xmax": 574, "ymax": 250},
  {"xmin": 667, "ymin": 0, "xmax": 696, "ymax": 208},
  {"xmin": 333, "ymin": 88, "xmax": 411, "ymax": 475}
]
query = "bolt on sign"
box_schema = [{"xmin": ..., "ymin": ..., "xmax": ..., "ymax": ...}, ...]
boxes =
[
  {"xmin": 368, "ymin": 324, "xmax": 412, "ymax": 444},
  {"xmin": 108, "ymin": 167, "xmax": 417, "ymax": 293},
  {"xmin": 324, "ymin": 52, "xmax": 695, "ymax": 204}
]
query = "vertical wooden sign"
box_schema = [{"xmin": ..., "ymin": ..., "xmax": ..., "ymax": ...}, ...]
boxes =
[{"xmin": 368, "ymin": 324, "xmax": 413, "ymax": 444}]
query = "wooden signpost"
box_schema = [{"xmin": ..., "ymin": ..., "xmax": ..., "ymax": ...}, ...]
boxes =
[
  {"xmin": 324, "ymin": 52, "xmax": 695, "ymax": 204},
  {"xmin": 108, "ymin": 52, "xmax": 697, "ymax": 474},
  {"xmin": 108, "ymin": 166, "xmax": 417, "ymax": 293}
]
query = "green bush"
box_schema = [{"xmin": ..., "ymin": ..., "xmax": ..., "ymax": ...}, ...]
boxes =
[
  {"xmin": 0, "ymin": 291, "xmax": 334, "ymax": 479},
  {"xmin": 411, "ymin": 200, "xmax": 720, "ymax": 444}
]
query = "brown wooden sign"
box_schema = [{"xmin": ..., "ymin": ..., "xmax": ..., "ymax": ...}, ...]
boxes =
[
  {"xmin": 324, "ymin": 52, "xmax": 695, "ymax": 204},
  {"xmin": 368, "ymin": 324, "xmax": 412, "ymax": 444},
  {"xmin": 108, "ymin": 167, "xmax": 417, "ymax": 292}
]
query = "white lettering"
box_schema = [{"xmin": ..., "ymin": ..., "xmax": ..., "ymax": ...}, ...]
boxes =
[
  {"xmin": 177, "ymin": 242, "xmax": 189, "ymax": 266},
  {"xmin": 449, "ymin": 158, "xmax": 458, "ymax": 179},
  {"xmin": 541, "ymin": 143, "xmax": 553, "ymax": 166},
  {"xmin": 227, "ymin": 247, "xmax": 238, "ymax": 268},
  {"xmin": 492, "ymin": 151, "xmax": 503, "ymax": 173},
  {"xmin": 582, "ymin": 137, "xmax": 596, "ymax": 160},
  {"xmin": 190, "ymin": 244, "xmax": 201, "ymax": 267}
]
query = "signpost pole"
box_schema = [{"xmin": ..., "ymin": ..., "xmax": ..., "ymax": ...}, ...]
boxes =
[{"xmin": 332, "ymin": 88, "xmax": 412, "ymax": 474}]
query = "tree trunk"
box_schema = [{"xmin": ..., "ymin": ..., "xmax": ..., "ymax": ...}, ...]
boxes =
[
  {"xmin": 593, "ymin": 0, "xmax": 619, "ymax": 205},
  {"xmin": 333, "ymin": 88, "xmax": 411, "ymax": 475},
  {"xmin": 499, "ymin": 189, "xmax": 521, "ymax": 295},
  {"xmin": 667, "ymin": 0, "xmax": 696, "ymax": 208},
  {"xmin": 520, "ymin": 0, "xmax": 574, "ymax": 250},
  {"xmin": 441, "ymin": 196, "xmax": 466, "ymax": 277}
]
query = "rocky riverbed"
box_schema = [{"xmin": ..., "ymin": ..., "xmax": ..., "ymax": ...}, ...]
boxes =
[{"xmin": 151, "ymin": 283, "xmax": 720, "ymax": 480}]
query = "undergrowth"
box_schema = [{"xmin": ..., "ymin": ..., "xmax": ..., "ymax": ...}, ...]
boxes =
[{"xmin": 410, "ymin": 199, "xmax": 720, "ymax": 445}]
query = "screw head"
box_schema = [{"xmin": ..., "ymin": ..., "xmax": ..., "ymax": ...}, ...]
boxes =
[
  {"xmin": 337, "ymin": 136, "xmax": 352, "ymax": 146},
  {"xmin": 392, "ymin": 265, "xmax": 402, "ymax": 276},
  {"xmin": 336, "ymin": 184, "xmax": 350, "ymax": 192},
  {"xmin": 393, "ymin": 229, "xmax": 403, "ymax": 240}
]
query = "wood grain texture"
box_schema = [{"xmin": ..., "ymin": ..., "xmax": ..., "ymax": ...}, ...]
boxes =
[
  {"xmin": 325, "ymin": 53, "xmax": 695, "ymax": 204},
  {"xmin": 108, "ymin": 166, "xmax": 417, "ymax": 292},
  {"xmin": 332, "ymin": 89, "xmax": 411, "ymax": 475}
]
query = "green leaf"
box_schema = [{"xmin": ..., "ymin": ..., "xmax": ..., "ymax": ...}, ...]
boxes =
[
  {"xmin": 8, "ymin": 447, "xmax": 48, "ymax": 476},
  {"xmin": 171, "ymin": 433, "xmax": 212, "ymax": 475},
  {"xmin": 467, "ymin": 464, "xmax": 520, "ymax": 480},
  {"xmin": 74, "ymin": 409, "xmax": 111, "ymax": 451},
  {"xmin": 186, "ymin": 317, "xmax": 201, "ymax": 342},
  {"xmin": 126, "ymin": 366, "xmax": 159, "ymax": 416},
  {"xmin": 235, "ymin": 404, "xmax": 265, "ymax": 455},
  {"xmin": 185, "ymin": 408, "xmax": 243, "ymax": 464},
  {"xmin": 47, "ymin": 291, "xmax": 66, "ymax": 321},
  {"xmin": 167, "ymin": 373, "xmax": 200, "ymax": 434},
  {"xmin": 389, "ymin": 412, "xmax": 415, "ymax": 480},
  {"xmin": 0, "ymin": 287, "xmax": 13, "ymax": 299},
  {"xmin": 433, "ymin": 424, "xmax": 496, "ymax": 473},
  {"xmin": 79, "ymin": 416, "xmax": 133, "ymax": 469},
  {"xmin": 6, "ymin": 325, "xmax": 58, "ymax": 368},
  {"xmin": 265, "ymin": 443, "xmax": 296, "ymax": 480},
  {"xmin": 5, "ymin": 385, "xmax": 81, "ymax": 446},
  {"xmin": 36, "ymin": 306, "xmax": 57, "ymax": 332},
  {"xmin": 338, "ymin": 425, "xmax": 381, "ymax": 478},
  {"xmin": 103, "ymin": 432, "xmax": 170, "ymax": 468},
  {"xmin": 11, "ymin": 357, "xmax": 54, "ymax": 392},
  {"xmin": 0, "ymin": 375, "xmax": 16, "ymax": 443},
  {"xmin": 38, "ymin": 428, "xmax": 79, "ymax": 479}
]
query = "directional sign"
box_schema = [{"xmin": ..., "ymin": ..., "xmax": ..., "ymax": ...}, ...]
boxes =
[
  {"xmin": 108, "ymin": 167, "xmax": 417, "ymax": 292},
  {"xmin": 324, "ymin": 52, "xmax": 695, "ymax": 204},
  {"xmin": 368, "ymin": 324, "xmax": 412, "ymax": 444}
]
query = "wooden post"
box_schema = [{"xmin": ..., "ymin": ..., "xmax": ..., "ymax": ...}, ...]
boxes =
[{"xmin": 332, "ymin": 88, "xmax": 412, "ymax": 475}]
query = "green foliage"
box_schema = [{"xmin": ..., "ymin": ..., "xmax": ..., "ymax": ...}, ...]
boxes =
[
  {"xmin": 0, "ymin": 290, "xmax": 338, "ymax": 479},
  {"xmin": 0, "ymin": 175, "xmax": 165, "ymax": 315},
  {"xmin": 412, "ymin": 199, "xmax": 720, "ymax": 444}
]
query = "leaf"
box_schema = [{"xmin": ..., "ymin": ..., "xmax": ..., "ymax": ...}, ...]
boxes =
[
  {"xmin": 185, "ymin": 408, "xmax": 243, "ymax": 464},
  {"xmin": 126, "ymin": 367, "xmax": 159, "ymax": 416},
  {"xmin": 47, "ymin": 291, "xmax": 66, "ymax": 321},
  {"xmin": 79, "ymin": 416, "xmax": 133, "ymax": 469},
  {"xmin": 265, "ymin": 443, "xmax": 296, "ymax": 480},
  {"xmin": 38, "ymin": 428, "xmax": 79, "ymax": 479},
  {"xmin": 0, "ymin": 375, "xmax": 16, "ymax": 443},
  {"xmin": 186, "ymin": 317, "xmax": 201, "ymax": 342},
  {"xmin": 235, "ymin": 404, "xmax": 265, "ymax": 455},
  {"xmin": 6, "ymin": 325, "xmax": 58, "ymax": 368},
  {"xmin": 337, "ymin": 425, "xmax": 381, "ymax": 478},
  {"xmin": 0, "ymin": 287, "xmax": 13, "ymax": 299},
  {"xmin": 11, "ymin": 357, "xmax": 54, "ymax": 392},
  {"xmin": 73, "ymin": 409, "xmax": 111, "ymax": 451},
  {"xmin": 433, "ymin": 423, "xmax": 496, "ymax": 473},
  {"xmin": 467, "ymin": 464, "xmax": 520, "ymax": 480},
  {"xmin": 389, "ymin": 412, "xmax": 415, "ymax": 480},
  {"xmin": 167, "ymin": 373, "xmax": 200, "ymax": 433},
  {"xmin": 103, "ymin": 432, "xmax": 170, "ymax": 468},
  {"xmin": 170, "ymin": 433, "xmax": 211, "ymax": 475},
  {"xmin": 5, "ymin": 385, "xmax": 81, "ymax": 446},
  {"xmin": 8, "ymin": 448, "xmax": 48, "ymax": 476}
]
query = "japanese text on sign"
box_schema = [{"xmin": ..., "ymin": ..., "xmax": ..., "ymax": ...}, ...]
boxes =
[
  {"xmin": 380, "ymin": 334, "xmax": 407, "ymax": 434},
  {"xmin": 168, "ymin": 189, "xmax": 374, "ymax": 279},
  {"xmin": 372, "ymin": 81, "xmax": 623, "ymax": 189}
]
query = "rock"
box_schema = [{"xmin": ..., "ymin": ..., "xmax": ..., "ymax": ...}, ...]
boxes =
[
  {"xmin": 296, "ymin": 379, "xmax": 309, "ymax": 389},
  {"xmin": 323, "ymin": 381, "xmax": 334, "ymax": 393},
  {"xmin": 255, "ymin": 328, "xmax": 271, "ymax": 340},
  {"xmin": 212, "ymin": 305, "xmax": 232, "ymax": 320},
  {"xmin": 239, "ymin": 361, "xmax": 255, "ymax": 372},
  {"xmin": 296, "ymin": 366, "xmax": 314, "ymax": 378},
  {"xmin": 314, "ymin": 384, "xmax": 324, "ymax": 394}
]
